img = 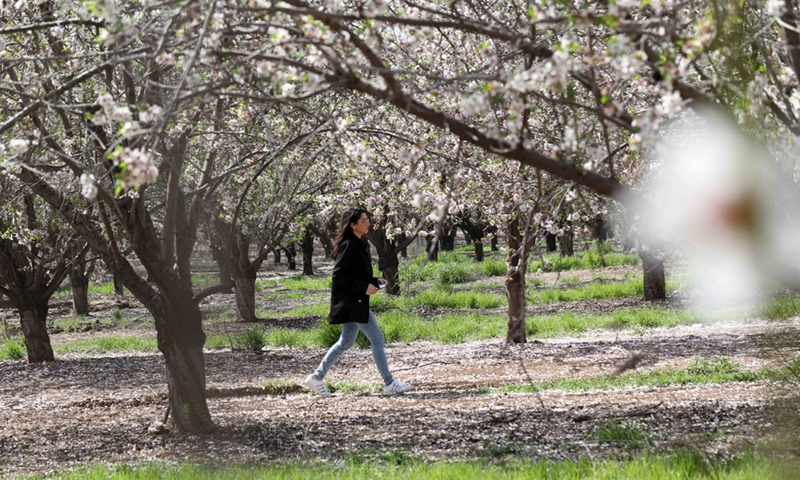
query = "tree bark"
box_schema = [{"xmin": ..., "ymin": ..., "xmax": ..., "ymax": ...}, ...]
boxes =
[
  {"xmin": 426, "ymin": 235, "xmax": 438, "ymax": 262},
  {"xmin": 113, "ymin": 273, "xmax": 124, "ymax": 296},
  {"xmin": 273, "ymin": 248, "xmax": 281, "ymax": 264},
  {"xmin": 19, "ymin": 307, "xmax": 54, "ymax": 363},
  {"xmin": 640, "ymin": 250, "xmax": 666, "ymax": 300},
  {"xmin": 438, "ymin": 225, "xmax": 456, "ymax": 251},
  {"xmin": 155, "ymin": 300, "xmax": 213, "ymax": 434},
  {"xmin": 545, "ymin": 232, "xmax": 557, "ymax": 252},
  {"xmin": 70, "ymin": 265, "xmax": 90, "ymax": 316},
  {"xmin": 505, "ymin": 215, "xmax": 535, "ymax": 343},
  {"xmin": 284, "ymin": 244, "xmax": 296, "ymax": 270},
  {"xmin": 233, "ymin": 275, "xmax": 257, "ymax": 322},
  {"xmin": 559, "ymin": 228, "xmax": 574, "ymax": 257},
  {"xmin": 381, "ymin": 260, "xmax": 401, "ymax": 295},
  {"xmin": 301, "ymin": 229, "xmax": 314, "ymax": 276},
  {"xmin": 473, "ymin": 240, "xmax": 484, "ymax": 262}
]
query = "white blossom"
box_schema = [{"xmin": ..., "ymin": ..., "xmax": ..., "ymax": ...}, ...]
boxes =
[
  {"xmin": 767, "ymin": 0, "xmax": 785, "ymax": 17},
  {"xmin": 139, "ymin": 105, "xmax": 164, "ymax": 123},
  {"xmin": 80, "ymin": 173, "xmax": 98, "ymax": 201},
  {"xmin": 8, "ymin": 138, "xmax": 30, "ymax": 157}
]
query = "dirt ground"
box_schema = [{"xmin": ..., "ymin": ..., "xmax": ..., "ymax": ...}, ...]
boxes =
[{"xmin": 1, "ymin": 291, "xmax": 799, "ymax": 479}]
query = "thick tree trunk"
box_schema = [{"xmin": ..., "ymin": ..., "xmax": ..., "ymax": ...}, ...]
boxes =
[
  {"xmin": 473, "ymin": 240, "xmax": 484, "ymax": 262},
  {"xmin": 545, "ymin": 233, "xmax": 557, "ymax": 252},
  {"xmin": 71, "ymin": 266, "xmax": 90, "ymax": 315},
  {"xmin": 490, "ymin": 235, "xmax": 498, "ymax": 251},
  {"xmin": 20, "ymin": 307, "xmax": 54, "ymax": 363},
  {"xmin": 155, "ymin": 302, "xmax": 214, "ymax": 434},
  {"xmin": 438, "ymin": 227, "xmax": 456, "ymax": 251},
  {"xmin": 233, "ymin": 275, "xmax": 257, "ymax": 322},
  {"xmin": 273, "ymin": 248, "xmax": 281, "ymax": 264},
  {"xmin": 301, "ymin": 229, "xmax": 314, "ymax": 276},
  {"xmin": 640, "ymin": 250, "xmax": 666, "ymax": 300}
]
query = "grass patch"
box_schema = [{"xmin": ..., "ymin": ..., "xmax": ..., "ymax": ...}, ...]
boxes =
[
  {"xmin": 0, "ymin": 337, "xmax": 26, "ymax": 361},
  {"xmin": 527, "ymin": 278, "xmax": 652, "ymax": 304},
  {"xmin": 332, "ymin": 380, "xmax": 381, "ymax": 394},
  {"xmin": 54, "ymin": 335, "xmax": 158, "ymax": 354},
  {"xmin": 33, "ymin": 450, "xmax": 782, "ymax": 479},
  {"xmin": 593, "ymin": 420, "xmax": 649, "ymax": 449},
  {"xmin": 528, "ymin": 307, "xmax": 692, "ymax": 337},
  {"xmin": 480, "ymin": 259, "xmax": 507, "ymax": 277},
  {"xmin": 258, "ymin": 378, "xmax": 301, "ymax": 395},
  {"xmin": 764, "ymin": 295, "xmax": 800, "ymax": 320},
  {"xmin": 487, "ymin": 357, "xmax": 768, "ymax": 394},
  {"xmin": 531, "ymin": 244, "xmax": 640, "ymax": 272}
]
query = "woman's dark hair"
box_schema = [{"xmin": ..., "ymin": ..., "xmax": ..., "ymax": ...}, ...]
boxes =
[{"xmin": 332, "ymin": 207, "xmax": 368, "ymax": 257}]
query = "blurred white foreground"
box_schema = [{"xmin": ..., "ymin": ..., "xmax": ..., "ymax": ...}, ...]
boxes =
[{"xmin": 627, "ymin": 109, "xmax": 800, "ymax": 317}]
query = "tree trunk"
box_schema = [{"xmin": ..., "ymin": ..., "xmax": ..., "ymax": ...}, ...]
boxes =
[
  {"xmin": 20, "ymin": 307, "xmax": 54, "ymax": 363},
  {"xmin": 438, "ymin": 226, "xmax": 456, "ymax": 251},
  {"xmin": 233, "ymin": 275, "xmax": 257, "ymax": 322},
  {"xmin": 273, "ymin": 248, "xmax": 281, "ymax": 264},
  {"xmin": 398, "ymin": 233, "xmax": 408, "ymax": 259},
  {"xmin": 505, "ymin": 215, "xmax": 534, "ymax": 343},
  {"xmin": 284, "ymin": 245, "xmax": 296, "ymax": 270},
  {"xmin": 640, "ymin": 250, "xmax": 666, "ymax": 300},
  {"xmin": 380, "ymin": 260, "xmax": 401, "ymax": 295},
  {"xmin": 545, "ymin": 232, "xmax": 557, "ymax": 252},
  {"xmin": 113, "ymin": 273, "xmax": 125, "ymax": 296},
  {"xmin": 491, "ymin": 235, "xmax": 498, "ymax": 251},
  {"xmin": 301, "ymin": 229, "xmax": 314, "ymax": 276},
  {"xmin": 155, "ymin": 302, "xmax": 214, "ymax": 434},
  {"xmin": 473, "ymin": 239, "xmax": 484, "ymax": 262},
  {"xmin": 559, "ymin": 228, "xmax": 574, "ymax": 257},
  {"xmin": 71, "ymin": 266, "xmax": 90, "ymax": 316},
  {"xmin": 426, "ymin": 235, "xmax": 438, "ymax": 262},
  {"xmin": 506, "ymin": 272, "xmax": 527, "ymax": 343}
]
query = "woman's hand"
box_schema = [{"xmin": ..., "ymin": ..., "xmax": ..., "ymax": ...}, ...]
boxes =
[{"xmin": 366, "ymin": 284, "xmax": 379, "ymax": 295}]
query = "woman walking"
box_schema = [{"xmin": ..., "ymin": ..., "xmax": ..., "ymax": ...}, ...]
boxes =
[{"xmin": 305, "ymin": 208, "xmax": 412, "ymax": 397}]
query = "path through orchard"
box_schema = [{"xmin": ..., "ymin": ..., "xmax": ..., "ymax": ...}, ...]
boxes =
[{"xmin": 1, "ymin": 315, "xmax": 797, "ymax": 478}]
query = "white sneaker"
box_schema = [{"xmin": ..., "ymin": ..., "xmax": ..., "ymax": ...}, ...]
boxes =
[
  {"xmin": 383, "ymin": 379, "xmax": 412, "ymax": 395},
  {"xmin": 304, "ymin": 374, "xmax": 330, "ymax": 397}
]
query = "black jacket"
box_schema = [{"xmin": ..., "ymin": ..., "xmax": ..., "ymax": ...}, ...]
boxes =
[{"xmin": 328, "ymin": 235, "xmax": 379, "ymax": 324}]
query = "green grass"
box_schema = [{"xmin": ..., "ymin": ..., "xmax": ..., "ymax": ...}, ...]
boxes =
[
  {"xmin": 258, "ymin": 378, "xmax": 302, "ymax": 395},
  {"xmin": 199, "ymin": 306, "xmax": 695, "ymax": 351},
  {"xmin": 528, "ymin": 307, "xmax": 692, "ymax": 337},
  {"xmin": 593, "ymin": 420, "xmax": 649, "ymax": 449},
  {"xmin": 29, "ymin": 450, "xmax": 784, "ymax": 479},
  {"xmin": 53, "ymin": 336, "xmax": 158, "ymax": 354},
  {"xmin": 531, "ymin": 245, "xmax": 641, "ymax": 272},
  {"xmin": 0, "ymin": 337, "xmax": 26, "ymax": 360},
  {"xmin": 485, "ymin": 357, "xmax": 773, "ymax": 394},
  {"xmin": 526, "ymin": 278, "xmax": 674, "ymax": 304},
  {"xmin": 764, "ymin": 295, "xmax": 800, "ymax": 320}
]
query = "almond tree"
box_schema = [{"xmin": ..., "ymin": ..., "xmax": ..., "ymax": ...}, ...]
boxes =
[{"xmin": 0, "ymin": 185, "xmax": 83, "ymax": 362}]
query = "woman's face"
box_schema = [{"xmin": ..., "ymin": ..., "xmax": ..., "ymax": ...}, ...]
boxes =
[{"xmin": 350, "ymin": 212, "xmax": 370, "ymax": 238}]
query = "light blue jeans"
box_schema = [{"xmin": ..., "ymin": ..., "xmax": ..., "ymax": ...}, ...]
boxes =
[{"xmin": 312, "ymin": 311, "xmax": 393, "ymax": 386}]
